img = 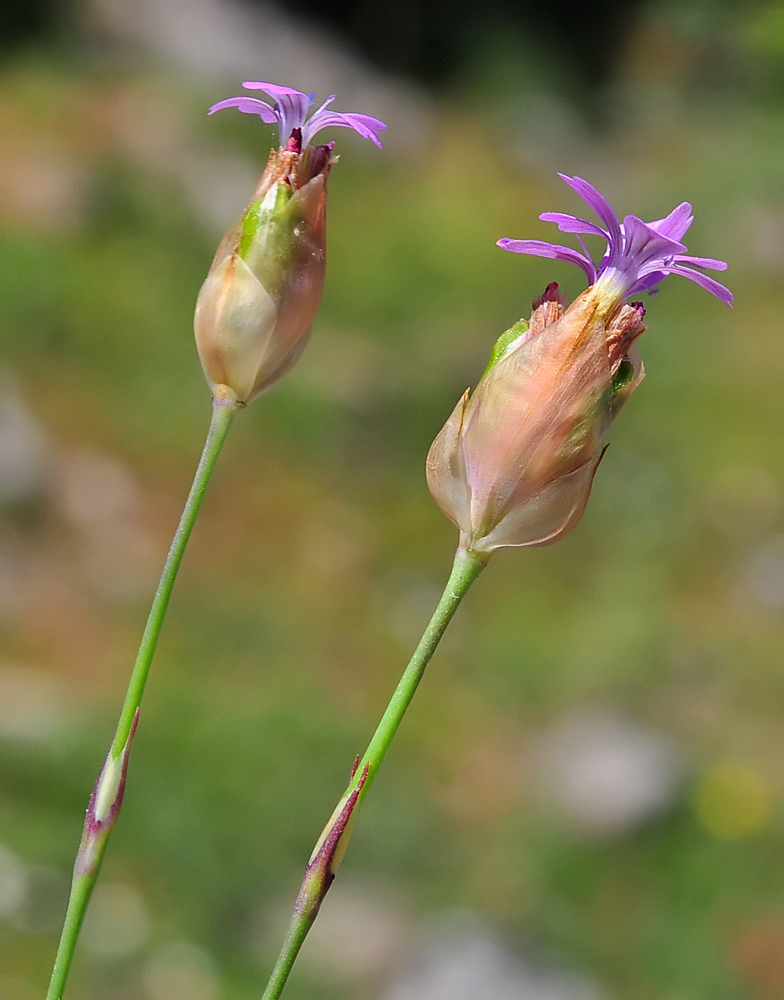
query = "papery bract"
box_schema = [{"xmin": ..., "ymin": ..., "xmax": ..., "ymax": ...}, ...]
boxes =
[{"xmin": 427, "ymin": 284, "xmax": 645, "ymax": 555}]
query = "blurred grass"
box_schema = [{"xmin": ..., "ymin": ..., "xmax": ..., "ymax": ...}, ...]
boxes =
[{"xmin": 0, "ymin": 14, "xmax": 784, "ymax": 1000}]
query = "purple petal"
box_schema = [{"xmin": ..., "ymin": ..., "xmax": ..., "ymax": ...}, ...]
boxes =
[
  {"xmin": 503, "ymin": 172, "xmax": 731, "ymax": 307},
  {"xmin": 626, "ymin": 270, "xmax": 667, "ymax": 295},
  {"xmin": 275, "ymin": 93, "xmax": 313, "ymax": 141},
  {"xmin": 575, "ymin": 235, "xmax": 593, "ymax": 263},
  {"xmin": 311, "ymin": 94, "xmax": 336, "ymax": 117},
  {"xmin": 672, "ymin": 254, "xmax": 728, "ymax": 271},
  {"xmin": 242, "ymin": 81, "xmax": 311, "ymax": 101},
  {"xmin": 558, "ymin": 174, "xmax": 623, "ymax": 248},
  {"xmin": 497, "ymin": 238, "xmax": 596, "ymax": 282},
  {"xmin": 208, "ymin": 96, "xmax": 278, "ymax": 123},
  {"xmin": 621, "ymin": 214, "xmax": 687, "ymax": 266},
  {"xmin": 237, "ymin": 83, "xmax": 313, "ymax": 139},
  {"xmin": 539, "ymin": 212, "xmax": 608, "ymax": 239},
  {"xmin": 663, "ymin": 264, "xmax": 734, "ymax": 306},
  {"xmin": 648, "ymin": 202, "xmax": 693, "ymax": 241},
  {"xmin": 303, "ymin": 109, "xmax": 387, "ymax": 148}
]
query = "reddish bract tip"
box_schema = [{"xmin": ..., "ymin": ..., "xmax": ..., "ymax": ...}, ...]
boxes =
[
  {"xmin": 285, "ymin": 127, "xmax": 303, "ymax": 154},
  {"xmin": 533, "ymin": 281, "xmax": 565, "ymax": 310}
]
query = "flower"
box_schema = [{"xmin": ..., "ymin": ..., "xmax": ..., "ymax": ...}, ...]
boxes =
[
  {"xmin": 427, "ymin": 174, "xmax": 732, "ymax": 558},
  {"xmin": 194, "ymin": 84, "xmax": 385, "ymax": 404},
  {"xmin": 208, "ymin": 82, "xmax": 386, "ymax": 149},
  {"xmin": 427, "ymin": 283, "xmax": 646, "ymax": 555},
  {"xmin": 425, "ymin": 176, "xmax": 732, "ymax": 557},
  {"xmin": 498, "ymin": 173, "xmax": 732, "ymax": 311}
]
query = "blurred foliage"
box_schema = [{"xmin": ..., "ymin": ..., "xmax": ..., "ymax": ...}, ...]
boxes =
[{"xmin": 1, "ymin": 4, "xmax": 784, "ymax": 1000}]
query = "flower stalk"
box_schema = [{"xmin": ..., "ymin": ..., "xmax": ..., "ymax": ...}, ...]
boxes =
[
  {"xmin": 46, "ymin": 79, "xmax": 385, "ymax": 998},
  {"xmin": 45, "ymin": 394, "xmax": 238, "ymax": 1000},
  {"xmin": 260, "ymin": 546, "xmax": 485, "ymax": 1000},
  {"xmin": 44, "ymin": 77, "xmax": 385, "ymax": 999}
]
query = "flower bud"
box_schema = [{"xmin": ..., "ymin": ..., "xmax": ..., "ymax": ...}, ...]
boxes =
[
  {"xmin": 194, "ymin": 142, "xmax": 333, "ymax": 404},
  {"xmin": 196, "ymin": 83, "xmax": 385, "ymax": 404},
  {"xmin": 427, "ymin": 283, "xmax": 646, "ymax": 555}
]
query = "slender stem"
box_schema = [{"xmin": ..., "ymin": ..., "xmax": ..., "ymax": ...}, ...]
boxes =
[
  {"xmin": 260, "ymin": 545, "xmax": 486, "ymax": 1000},
  {"xmin": 46, "ymin": 395, "xmax": 238, "ymax": 1000},
  {"xmin": 261, "ymin": 912, "xmax": 315, "ymax": 1000},
  {"xmin": 112, "ymin": 397, "xmax": 237, "ymax": 754}
]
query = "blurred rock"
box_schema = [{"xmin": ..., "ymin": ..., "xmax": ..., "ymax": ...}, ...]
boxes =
[
  {"xmin": 298, "ymin": 881, "xmax": 409, "ymax": 983},
  {"xmin": 82, "ymin": 882, "xmax": 150, "ymax": 958},
  {"xmin": 372, "ymin": 567, "xmax": 463, "ymax": 652},
  {"xmin": 0, "ymin": 666, "xmax": 65, "ymax": 743},
  {"xmin": 176, "ymin": 149, "xmax": 262, "ymax": 236},
  {"xmin": 0, "ymin": 388, "xmax": 50, "ymax": 504},
  {"xmin": 741, "ymin": 535, "xmax": 784, "ymax": 610},
  {"xmin": 0, "ymin": 843, "xmax": 27, "ymax": 919},
  {"xmin": 141, "ymin": 941, "xmax": 221, "ymax": 1000},
  {"xmin": 299, "ymin": 500, "xmax": 372, "ymax": 577},
  {"xmin": 55, "ymin": 448, "xmax": 158, "ymax": 600},
  {"xmin": 57, "ymin": 448, "xmax": 140, "ymax": 529},
  {"xmin": 7, "ymin": 865, "xmax": 68, "ymax": 934},
  {"xmin": 537, "ymin": 710, "xmax": 681, "ymax": 835},
  {"xmin": 0, "ymin": 150, "xmax": 86, "ymax": 231},
  {"xmin": 384, "ymin": 917, "xmax": 602, "ymax": 1000}
]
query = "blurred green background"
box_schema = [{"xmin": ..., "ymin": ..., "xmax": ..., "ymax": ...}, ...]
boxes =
[{"xmin": 1, "ymin": 1, "xmax": 784, "ymax": 998}]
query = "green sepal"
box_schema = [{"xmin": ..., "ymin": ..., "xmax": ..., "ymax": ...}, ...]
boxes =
[
  {"xmin": 610, "ymin": 357, "xmax": 635, "ymax": 414},
  {"xmin": 480, "ymin": 320, "xmax": 529, "ymax": 381},
  {"xmin": 238, "ymin": 183, "xmax": 295, "ymax": 262}
]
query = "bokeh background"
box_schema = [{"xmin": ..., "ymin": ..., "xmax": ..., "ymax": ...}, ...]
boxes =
[{"xmin": 0, "ymin": 0, "xmax": 783, "ymax": 997}]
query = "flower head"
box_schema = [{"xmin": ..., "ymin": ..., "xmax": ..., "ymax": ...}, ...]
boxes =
[
  {"xmin": 195, "ymin": 84, "xmax": 385, "ymax": 404},
  {"xmin": 209, "ymin": 82, "xmax": 386, "ymax": 149},
  {"xmin": 427, "ymin": 282, "xmax": 646, "ymax": 556},
  {"xmin": 498, "ymin": 174, "xmax": 732, "ymax": 310},
  {"xmin": 429, "ymin": 178, "xmax": 731, "ymax": 557}
]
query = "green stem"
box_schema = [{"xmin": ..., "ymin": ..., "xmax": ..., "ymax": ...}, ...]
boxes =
[
  {"xmin": 260, "ymin": 545, "xmax": 486, "ymax": 1000},
  {"xmin": 46, "ymin": 395, "xmax": 238, "ymax": 1000}
]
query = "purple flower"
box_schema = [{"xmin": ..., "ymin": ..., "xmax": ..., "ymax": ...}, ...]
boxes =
[
  {"xmin": 209, "ymin": 81, "xmax": 386, "ymax": 149},
  {"xmin": 498, "ymin": 174, "xmax": 732, "ymax": 308}
]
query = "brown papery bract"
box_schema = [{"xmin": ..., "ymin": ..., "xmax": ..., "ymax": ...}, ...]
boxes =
[{"xmin": 427, "ymin": 282, "xmax": 645, "ymax": 556}]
